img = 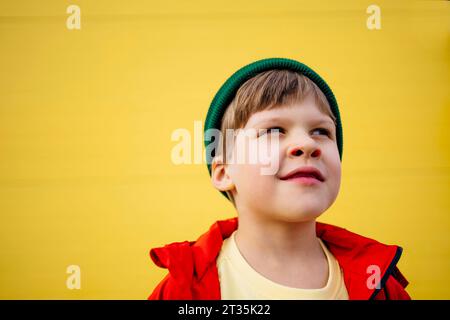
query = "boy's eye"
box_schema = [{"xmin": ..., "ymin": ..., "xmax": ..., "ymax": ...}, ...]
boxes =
[
  {"xmin": 258, "ymin": 126, "xmax": 285, "ymax": 137},
  {"xmin": 312, "ymin": 128, "xmax": 331, "ymax": 137},
  {"xmin": 257, "ymin": 127, "xmax": 332, "ymax": 138}
]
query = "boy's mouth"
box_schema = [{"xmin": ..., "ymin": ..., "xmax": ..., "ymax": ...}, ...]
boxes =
[{"xmin": 279, "ymin": 166, "xmax": 325, "ymax": 182}]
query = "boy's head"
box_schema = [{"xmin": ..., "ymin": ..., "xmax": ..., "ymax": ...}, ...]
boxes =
[{"xmin": 204, "ymin": 58, "xmax": 343, "ymax": 222}]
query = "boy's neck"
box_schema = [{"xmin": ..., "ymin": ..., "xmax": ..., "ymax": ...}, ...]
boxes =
[{"xmin": 234, "ymin": 210, "xmax": 324, "ymax": 267}]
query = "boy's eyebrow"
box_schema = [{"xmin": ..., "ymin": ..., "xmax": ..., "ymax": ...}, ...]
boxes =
[
  {"xmin": 312, "ymin": 118, "xmax": 335, "ymax": 127},
  {"xmin": 252, "ymin": 116, "xmax": 335, "ymax": 127}
]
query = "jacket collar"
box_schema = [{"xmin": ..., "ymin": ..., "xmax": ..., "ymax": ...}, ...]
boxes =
[{"xmin": 150, "ymin": 217, "xmax": 403, "ymax": 300}]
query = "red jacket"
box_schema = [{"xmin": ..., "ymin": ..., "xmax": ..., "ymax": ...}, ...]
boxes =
[{"xmin": 148, "ymin": 217, "xmax": 411, "ymax": 300}]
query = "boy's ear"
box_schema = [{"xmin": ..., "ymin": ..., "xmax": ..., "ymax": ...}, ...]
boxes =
[{"xmin": 211, "ymin": 156, "xmax": 235, "ymax": 192}]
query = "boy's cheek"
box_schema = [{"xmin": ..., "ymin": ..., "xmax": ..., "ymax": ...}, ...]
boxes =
[{"xmin": 232, "ymin": 164, "xmax": 273, "ymax": 187}]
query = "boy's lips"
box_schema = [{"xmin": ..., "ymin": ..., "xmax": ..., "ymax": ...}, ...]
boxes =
[{"xmin": 279, "ymin": 166, "xmax": 325, "ymax": 182}]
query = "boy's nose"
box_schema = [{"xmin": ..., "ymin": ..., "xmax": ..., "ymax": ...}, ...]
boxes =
[{"xmin": 288, "ymin": 145, "xmax": 322, "ymax": 158}]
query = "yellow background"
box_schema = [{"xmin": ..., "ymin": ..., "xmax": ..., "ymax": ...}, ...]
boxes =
[{"xmin": 0, "ymin": 0, "xmax": 448, "ymax": 299}]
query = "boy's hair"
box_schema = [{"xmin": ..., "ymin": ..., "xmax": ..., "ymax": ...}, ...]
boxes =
[{"xmin": 214, "ymin": 69, "xmax": 337, "ymax": 206}]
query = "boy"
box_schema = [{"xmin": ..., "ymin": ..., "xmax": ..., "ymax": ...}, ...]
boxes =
[{"xmin": 148, "ymin": 58, "xmax": 410, "ymax": 300}]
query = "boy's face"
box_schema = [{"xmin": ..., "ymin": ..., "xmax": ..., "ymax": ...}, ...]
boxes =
[{"xmin": 224, "ymin": 94, "xmax": 341, "ymax": 222}]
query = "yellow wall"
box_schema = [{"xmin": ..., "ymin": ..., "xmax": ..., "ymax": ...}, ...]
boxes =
[{"xmin": 0, "ymin": 0, "xmax": 448, "ymax": 299}]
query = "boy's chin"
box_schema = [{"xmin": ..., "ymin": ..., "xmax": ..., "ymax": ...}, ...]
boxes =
[{"xmin": 271, "ymin": 209, "xmax": 325, "ymax": 224}]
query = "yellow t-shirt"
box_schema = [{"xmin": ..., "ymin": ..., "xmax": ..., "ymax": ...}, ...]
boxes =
[{"xmin": 216, "ymin": 231, "xmax": 349, "ymax": 300}]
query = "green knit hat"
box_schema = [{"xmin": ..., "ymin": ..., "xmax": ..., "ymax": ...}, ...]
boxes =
[{"xmin": 204, "ymin": 57, "xmax": 343, "ymax": 200}]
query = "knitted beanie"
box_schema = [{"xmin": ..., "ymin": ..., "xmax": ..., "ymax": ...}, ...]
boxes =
[{"xmin": 204, "ymin": 57, "xmax": 343, "ymax": 201}]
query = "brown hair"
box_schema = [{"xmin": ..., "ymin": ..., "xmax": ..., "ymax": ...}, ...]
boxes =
[{"xmin": 214, "ymin": 69, "xmax": 337, "ymax": 205}]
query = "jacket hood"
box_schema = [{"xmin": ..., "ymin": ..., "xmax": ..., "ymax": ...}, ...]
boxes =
[{"xmin": 150, "ymin": 217, "xmax": 408, "ymax": 300}]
